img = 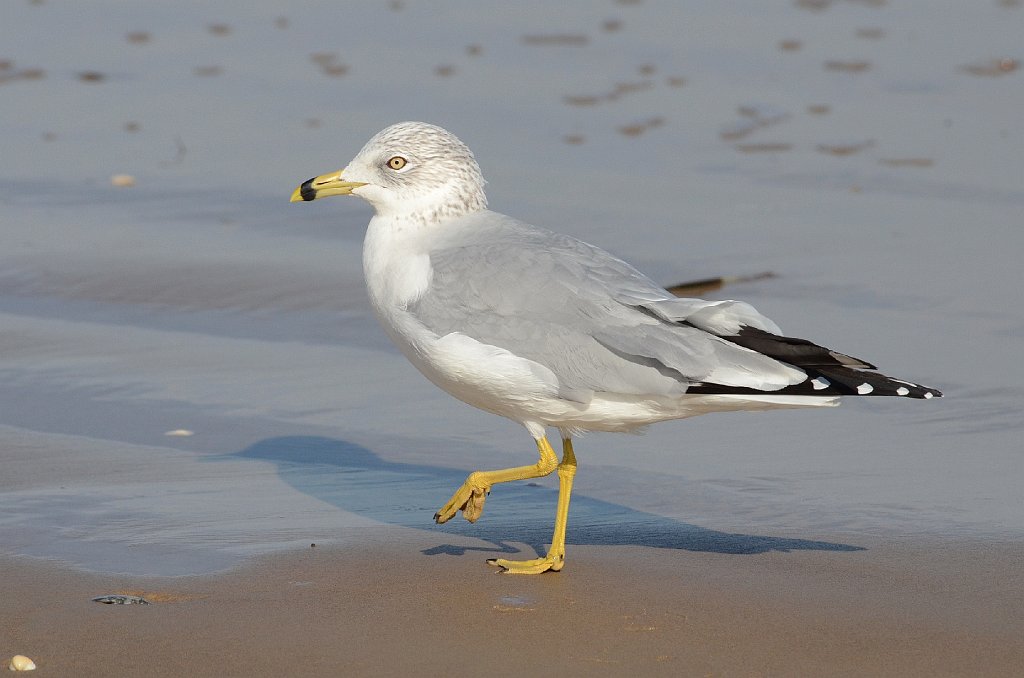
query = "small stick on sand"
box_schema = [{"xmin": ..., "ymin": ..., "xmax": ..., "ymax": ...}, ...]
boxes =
[{"xmin": 665, "ymin": 271, "xmax": 777, "ymax": 297}]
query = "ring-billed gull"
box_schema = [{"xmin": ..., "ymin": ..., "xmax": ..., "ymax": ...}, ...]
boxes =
[{"xmin": 291, "ymin": 121, "xmax": 941, "ymax": 574}]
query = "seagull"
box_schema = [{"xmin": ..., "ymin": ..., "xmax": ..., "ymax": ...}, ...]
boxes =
[{"xmin": 291, "ymin": 121, "xmax": 941, "ymax": 574}]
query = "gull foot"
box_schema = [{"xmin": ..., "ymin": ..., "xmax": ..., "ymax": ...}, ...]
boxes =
[
  {"xmin": 487, "ymin": 553, "xmax": 564, "ymax": 575},
  {"xmin": 434, "ymin": 474, "xmax": 489, "ymax": 524}
]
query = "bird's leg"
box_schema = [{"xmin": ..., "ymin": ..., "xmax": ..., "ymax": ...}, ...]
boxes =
[
  {"xmin": 434, "ymin": 436, "xmax": 559, "ymax": 524},
  {"xmin": 489, "ymin": 437, "xmax": 578, "ymax": 574}
]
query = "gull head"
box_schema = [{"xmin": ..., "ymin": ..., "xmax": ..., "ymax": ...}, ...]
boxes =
[{"xmin": 291, "ymin": 121, "xmax": 488, "ymax": 224}]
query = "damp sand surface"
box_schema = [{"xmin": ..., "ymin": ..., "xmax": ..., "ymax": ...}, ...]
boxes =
[{"xmin": 3, "ymin": 537, "xmax": 1023, "ymax": 677}]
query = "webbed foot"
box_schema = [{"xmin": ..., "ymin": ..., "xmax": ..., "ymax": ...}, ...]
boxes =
[
  {"xmin": 434, "ymin": 473, "xmax": 489, "ymax": 524},
  {"xmin": 487, "ymin": 551, "xmax": 564, "ymax": 575}
]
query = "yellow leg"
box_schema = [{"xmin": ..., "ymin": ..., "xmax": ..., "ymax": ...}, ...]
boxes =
[
  {"xmin": 434, "ymin": 436, "xmax": 558, "ymax": 524},
  {"xmin": 488, "ymin": 438, "xmax": 578, "ymax": 574}
]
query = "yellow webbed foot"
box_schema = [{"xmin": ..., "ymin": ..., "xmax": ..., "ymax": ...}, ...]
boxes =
[
  {"xmin": 486, "ymin": 550, "xmax": 565, "ymax": 575},
  {"xmin": 434, "ymin": 473, "xmax": 489, "ymax": 524}
]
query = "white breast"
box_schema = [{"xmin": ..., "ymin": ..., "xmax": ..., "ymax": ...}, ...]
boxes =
[{"xmin": 362, "ymin": 215, "xmax": 433, "ymax": 313}]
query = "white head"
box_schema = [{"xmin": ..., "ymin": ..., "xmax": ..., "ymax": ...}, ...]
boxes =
[{"xmin": 291, "ymin": 121, "xmax": 488, "ymax": 224}]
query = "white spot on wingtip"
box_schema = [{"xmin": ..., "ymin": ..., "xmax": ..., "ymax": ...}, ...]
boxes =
[
  {"xmin": 164, "ymin": 429, "xmax": 194, "ymax": 437},
  {"xmin": 896, "ymin": 386, "xmax": 910, "ymax": 396},
  {"xmin": 811, "ymin": 377, "xmax": 830, "ymax": 390},
  {"xmin": 924, "ymin": 392, "xmax": 934, "ymax": 399},
  {"xmin": 857, "ymin": 383, "xmax": 873, "ymax": 395}
]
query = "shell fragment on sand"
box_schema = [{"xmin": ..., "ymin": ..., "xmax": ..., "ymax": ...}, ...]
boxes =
[
  {"xmin": 92, "ymin": 594, "xmax": 151, "ymax": 605},
  {"xmin": 8, "ymin": 655, "xmax": 36, "ymax": 671}
]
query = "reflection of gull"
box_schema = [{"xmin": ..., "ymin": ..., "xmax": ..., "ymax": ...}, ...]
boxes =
[{"xmin": 291, "ymin": 122, "xmax": 941, "ymax": 574}]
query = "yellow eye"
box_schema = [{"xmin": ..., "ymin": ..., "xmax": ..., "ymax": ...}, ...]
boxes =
[{"xmin": 387, "ymin": 156, "xmax": 407, "ymax": 170}]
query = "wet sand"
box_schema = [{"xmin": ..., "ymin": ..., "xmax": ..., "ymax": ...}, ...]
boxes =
[{"xmin": 4, "ymin": 536, "xmax": 1022, "ymax": 676}]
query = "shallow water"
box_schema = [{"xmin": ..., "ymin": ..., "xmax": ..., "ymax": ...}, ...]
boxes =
[{"xmin": 1, "ymin": 1, "xmax": 1022, "ymax": 575}]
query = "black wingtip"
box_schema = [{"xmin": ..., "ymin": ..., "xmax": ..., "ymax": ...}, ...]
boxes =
[
  {"xmin": 730, "ymin": 326, "xmax": 876, "ymax": 369},
  {"xmin": 699, "ymin": 326, "xmax": 942, "ymax": 399},
  {"xmin": 812, "ymin": 369, "xmax": 942, "ymax": 399},
  {"xmin": 689, "ymin": 367, "xmax": 942, "ymax": 399}
]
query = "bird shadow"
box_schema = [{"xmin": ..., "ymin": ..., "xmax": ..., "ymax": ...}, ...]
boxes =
[{"xmin": 224, "ymin": 436, "xmax": 864, "ymax": 560}]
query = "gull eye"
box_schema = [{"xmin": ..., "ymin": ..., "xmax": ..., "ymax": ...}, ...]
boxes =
[{"xmin": 387, "ymin": 156, "xmax": 407, "ymax": 170}]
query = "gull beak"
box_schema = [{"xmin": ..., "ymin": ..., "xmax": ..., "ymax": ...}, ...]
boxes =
[{"xmin": 290, "ymin": 169, "xmax": 367, "ymax": 202}]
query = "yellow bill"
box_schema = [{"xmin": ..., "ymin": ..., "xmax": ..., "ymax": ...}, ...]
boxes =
[{"xmin": 290, "ymin": 169, "xmax": 367, "ymax": 202}]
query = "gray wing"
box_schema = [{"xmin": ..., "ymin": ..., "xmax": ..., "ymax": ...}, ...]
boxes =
[{"xmin": 410, "ymin": 211, "xmax": 806, "ymax": 401}]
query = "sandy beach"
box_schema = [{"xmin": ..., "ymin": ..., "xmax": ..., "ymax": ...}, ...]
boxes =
[
  {"xmin": 3, "ymin": 1, "xmax": 1023, "ymax": 675},
  {"xmin": 5, "ymin": 536, "xmax": 1023, "ymax": 677}
]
